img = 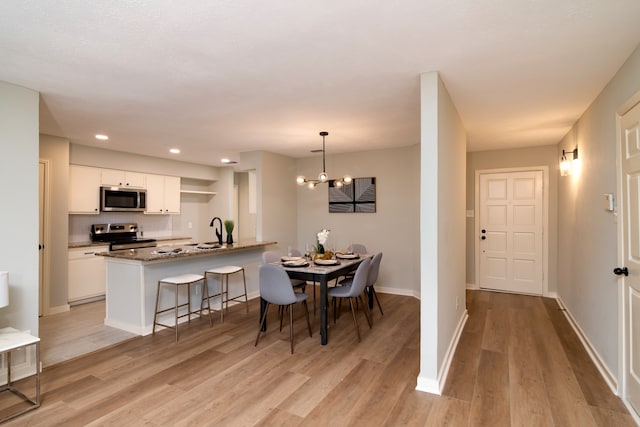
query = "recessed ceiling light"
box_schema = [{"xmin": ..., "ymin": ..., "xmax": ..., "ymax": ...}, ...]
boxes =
[
  {"xmin": 170, "ymin": 148, "xmax": 180, "ymax": 154},
  {"xmin": 95, "ymin": 134, "xmax": 109, "ymax": 140},
  {"xmin": 221, "ymin": 158, "xmax": 237, "ymax": 164}
]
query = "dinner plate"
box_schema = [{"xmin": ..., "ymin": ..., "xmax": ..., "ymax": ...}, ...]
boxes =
[
  {"xmin": 281, "ymin": 256, "xmax": 304, "ymax": 262},
  {"xmin": 283, "ymin": 260, "xmax": 309, "ymax": 268},
  {"xmin": 314, "ymin": 259, "xmax": 339, "ymax": 266},
  {"xmin": 336, "ymin": 253, "xmax": 359, "ymax": 259}
]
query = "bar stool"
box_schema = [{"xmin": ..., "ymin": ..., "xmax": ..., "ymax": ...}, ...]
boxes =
[
  {"xmin": 153, "ymin": 273, "xmax": 212, "ymax": 341},
  {"xmin": 203, "ymin": 266, "xmax": 248, "ymax": 322}
]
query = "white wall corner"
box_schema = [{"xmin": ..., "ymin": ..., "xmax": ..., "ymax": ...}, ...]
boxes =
[
  {"xmin": 415, "ymin": 374, "xmax": 441, "ymax": 395},
  {"xmin": 416, "ymin": 309, "xmax": 468, "ymax": 395}
]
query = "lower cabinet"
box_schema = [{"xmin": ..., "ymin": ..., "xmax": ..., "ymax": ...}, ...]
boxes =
[{"xmin": 68, "ymin": 246, "xmax": 108, "ymax": 304}]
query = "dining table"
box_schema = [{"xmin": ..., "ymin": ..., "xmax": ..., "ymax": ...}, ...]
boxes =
[{"xmin": 264, "ymin": 254, "xmax": 371, "ymax": 345}]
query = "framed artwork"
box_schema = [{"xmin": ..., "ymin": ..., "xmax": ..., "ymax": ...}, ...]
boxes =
[{"xmin": 328, "ymin": 177, "xmax": 376, "ymax": 213}]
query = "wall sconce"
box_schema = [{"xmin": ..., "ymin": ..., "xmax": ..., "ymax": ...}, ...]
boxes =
[{"xmin": 560, "ymin": 147, "xmax": 579, "ymax": 176}]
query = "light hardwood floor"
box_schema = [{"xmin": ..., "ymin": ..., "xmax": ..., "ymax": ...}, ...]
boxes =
[
  {"xmin": 5, "ymin": 289, "xmax": 635, "ymax": 425},
  {"xmin": 39, "ymin": 300, "xmax": 137, "ymax": 367}
]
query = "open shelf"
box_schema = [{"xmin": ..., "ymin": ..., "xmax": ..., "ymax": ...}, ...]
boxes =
[{"xmin": 180, "ymin": 190, "xmax": 217, "ymax": 195}]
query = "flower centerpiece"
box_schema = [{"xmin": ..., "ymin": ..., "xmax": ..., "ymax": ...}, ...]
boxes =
[{"xmin": 315, "ymin": 228, "xmax": 330, "ymax": 255}]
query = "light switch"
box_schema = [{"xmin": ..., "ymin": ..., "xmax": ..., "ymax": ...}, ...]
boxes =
[{"xmin": 604, "ymin": 194, "xmax": 615, "ymax": 212}]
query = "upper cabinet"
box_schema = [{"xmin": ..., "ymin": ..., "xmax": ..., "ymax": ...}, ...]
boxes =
[
  {"xmin": 145, "ymin": 174, "xmax": 181, "ymax": 214},
  {"xmin": 69, "ymin": 165, "xmax": 183, "ymax": 215},
  {"xmin": 69, "ymin": 165, "xmax": 101, "ymax": 214},
  {"xmin": 101, "ymin": 169, "xmax": 146, "ymax": 188}
]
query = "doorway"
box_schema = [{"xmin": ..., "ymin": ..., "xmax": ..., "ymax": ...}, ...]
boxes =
[
  {"xmin": 38, "ymin": 160, "xmax": 50, "ymax": 316},
  {"xmin": 617, "ymin": 96, "xmax": 640, "ymax": 416},
  {"xmin": 475, "ymin": 168, "xmax": 548, "ymax": 295}
]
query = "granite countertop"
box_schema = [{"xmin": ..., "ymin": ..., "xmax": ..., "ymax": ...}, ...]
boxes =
[
  {"xmin": 97, "ymin": 240, "xmax": 276, "ymax": 262},
  {"xmin": 68, "ymin": 236, "xmax": 192, "ymax": 249}
]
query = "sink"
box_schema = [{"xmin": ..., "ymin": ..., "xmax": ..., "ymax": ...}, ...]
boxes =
[{"xmin": 198, "ymin": 242, "xmax": 223, "ymax": 249}]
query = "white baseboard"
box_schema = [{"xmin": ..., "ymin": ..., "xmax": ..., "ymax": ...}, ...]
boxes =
[
  {"xmin": 466, "ymin": 283, "xmax": 479, "ymax": 290},
  {"xmin": 544, "ymin": 291, "xmax": 558, "ymax": 298},
  {"xmin": 376, "ymin": 286, "xmax": 420, "ymax": 299},
  {"xmin": 416, "ymin": 309, "xmax": 468, "ymax": 395},
  {"xmin": 555, "ymin": 296, "xmax": 618, "ymax": 394}
]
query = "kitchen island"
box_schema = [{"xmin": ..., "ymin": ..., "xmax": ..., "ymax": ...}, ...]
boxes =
[{"xmin": 99, "ymin": 240, "xmax": 276, "ymax": 335}]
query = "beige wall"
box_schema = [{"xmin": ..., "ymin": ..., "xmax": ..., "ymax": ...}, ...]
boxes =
[
  {"xmin": 465, "ymin": 145, "xmax": 559, "ymax": 293},
  {"xmin": 558, "ymin": 44, "xmax": 640, "ymax": 382},
  {"xmin": 39, "ymin": 134, "xmax": 70, "ymax": 311},
  {"xmin": 295, "ymin": 144, "xmax": 420, "ymax": 296},
  {"xmin": 0, "ymin": 81, "xmax": 39, "ymax": 335},
  {"xmin": 417, "ymin": 71, "xmax": 467, "ymax": 393}
]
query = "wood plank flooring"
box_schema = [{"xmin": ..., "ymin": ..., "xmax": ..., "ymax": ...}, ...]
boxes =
[
  {"xmin": 39, "ymin": 299, "xmax": 137, "ymax": 367},
  {"xmin": 5, "ymin": 289, "xmax": 635, "ymax": 426}
]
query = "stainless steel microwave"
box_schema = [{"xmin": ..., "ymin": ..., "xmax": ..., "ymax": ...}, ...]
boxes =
[{"xmin": 100, "ymin": 186, "xmax": 147, "ymax": 212}]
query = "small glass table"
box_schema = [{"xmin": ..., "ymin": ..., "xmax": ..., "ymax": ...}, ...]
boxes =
[{"xmin": 0, "ymin": 327, "xmax": 40, "ymax": 422}]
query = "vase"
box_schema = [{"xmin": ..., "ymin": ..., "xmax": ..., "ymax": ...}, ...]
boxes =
[
  {"xmin": 317, "ymin": 243, "xmax": 325, "ymax": 254},
  {"xmin": 226, "ymin": 234, "xmax": 233, "ymax": 245}
]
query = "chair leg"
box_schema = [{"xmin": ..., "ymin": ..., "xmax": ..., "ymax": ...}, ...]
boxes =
[
  {"xmin": 371, "ymin": 287, "xmax": 383, "ymax": 316},
  {"xmin": 279, "ymin": 305, "xmax": 285, "ymax": 332},
  {"xmin": 241, "ymin": 268, "xmax": 249, "ymax": 313},
  {"xmin": 349, "ymin": 298, "xmax": 361, "ymax": 342},
  {"xmin": 289, "ymin": 303, "xmax": 295, "ymax": 354},
  {"xmin": 255, "ymin": 303, "xmax": 270, "ymax": 347},
  {"xmin": 332, "ymin": 297, "xmax": 337, "ymax": 324},
  {"xmin": 153, "ymin": 281, "xmax": 161, "ymax": 335},
  {"xmin": 200, "ymin": 278, "xmax": 213, "ymax": 327},
  {"xmin": 174, "ymin": 284, "xmax": 179, "ymax": 342},
  {"xmin": 302, "ymin": 300, "xmax": 312, "ymax": 337},
  {"xmin": 359, "ymin": 295, "xmax": 373, "ymax": 328}
]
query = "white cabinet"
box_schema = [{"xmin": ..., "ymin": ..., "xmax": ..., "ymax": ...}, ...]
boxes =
[
  {"xmin": 69, "ymin": 165, "xmax": 101, "ymax": 214},
  {"xmin": 145, "ymin": 174, "xmax": 181, "ymax": 214},
  {"xmin": 101, "ymin": 169, "xmax": 146, "ymax": 188},
  {"xmin": 68, "ymin": 246, "xmax": 109, "ymax": 304}
]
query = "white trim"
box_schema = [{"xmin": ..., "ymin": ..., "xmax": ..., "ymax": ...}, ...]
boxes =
[
  {"xmin": 616, "ymin": 93, "xmax": 640, "ymax": 414},
  {"xmin": 466, "ymin": 282, "xmax": 479, "ymax": 290},
  {"xmin": 544, "ymin": 291, "xmax": 558, "ymax": 299},
  {"xmin": 474, "ymin": 166, "xmax": 549, "ymax": 296},
  {"xmin": 556, "ymin": 296, "xmax": 618, "ymax": 393},
  {"xmin": 416, "ymin": 309, "xmax": 468, "ymax": 395}
]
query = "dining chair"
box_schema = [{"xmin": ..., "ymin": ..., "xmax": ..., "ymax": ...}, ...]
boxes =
[
  {"xmin": 262, "ymin": 251, "xmax": 306, "ymax": 292},
  {"xmin": 337, "ymin": 243, "xmax": 368, "ymax": 285},
  {"xmin": 348, "ymin": 243, "xmax": 367, "ymax": 255},
  {"xmin": 255, "ymin": 264, "xmax": 312, "ymax": 354},
  {"xmin": 289, "ymin": 248, "xmax": 317, "ymax": 315},
  {"xmin": 328, "ymin": 257, "xmax": 372, "ymax": 342},
  {"xmin": 337, "ymin": 252, "xmax": 383, "ymax": 317}
]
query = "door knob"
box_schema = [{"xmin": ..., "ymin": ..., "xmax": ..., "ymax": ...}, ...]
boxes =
[
  {"xmin": 614, "ymin": 267, "xmax": 629, "ymax": 276},
  {"xmin": 481, "ymin": 236, "xmax": 486, "ymax": 240},
  {"xmin": 481, "ymin": 229, "xmax": 486, "ymax": 233}
]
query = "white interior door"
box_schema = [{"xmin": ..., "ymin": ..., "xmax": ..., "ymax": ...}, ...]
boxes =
[
  {"xmin": 619, "ymin": 100, "xmax": 640, "ymax": 416},
  {"xmin": 478, "ymin": 170, "xmax": 543, "ymax": 295},
  {"xmin": 38, "ymin": 161, "xmax": 46, "ymax": 316}
]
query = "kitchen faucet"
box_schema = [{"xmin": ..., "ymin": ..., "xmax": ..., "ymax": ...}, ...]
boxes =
[{"xmin": 209, "ymin": 217, "xmax": 223, "ymax": 245}]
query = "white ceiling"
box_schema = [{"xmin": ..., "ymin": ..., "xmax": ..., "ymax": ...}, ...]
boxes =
[{"xmin": 1, "ymin": 1, "xmax": 640, "ymax": 166}]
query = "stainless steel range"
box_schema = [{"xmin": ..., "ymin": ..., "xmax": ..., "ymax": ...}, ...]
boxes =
[{"xmin": 91, "ymin": 223, "xmax": 157, "ymax": 251}]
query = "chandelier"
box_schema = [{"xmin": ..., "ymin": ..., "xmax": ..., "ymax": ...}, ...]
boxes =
[{"xmin": 296, "ymin": 131, "xmax": 352, "ymax": 189}]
